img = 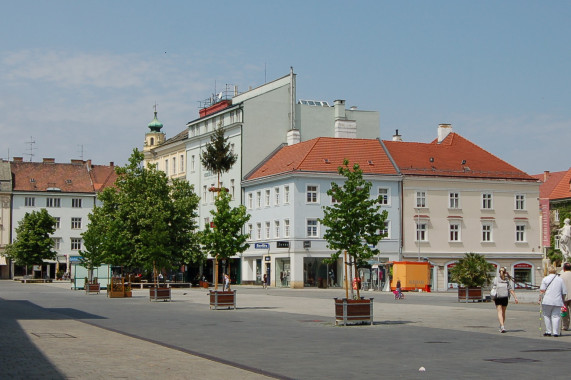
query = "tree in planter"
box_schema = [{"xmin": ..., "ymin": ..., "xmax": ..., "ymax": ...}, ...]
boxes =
[
  {"xmin": 449, "ymin": 252, "xmax": 494, "ymax": 288},
  {"xmin": 6, "ymin": 209, "xmax": 56, "ymax": 277},
  {"xmin": 200, "ymin": 126, "xmax": 238, "ymax": 287},
  {"xmin": 84, "ymin": 149, "xmax": 201, "ymax": 288},
  {"xmin": 201, "ymin": 189, "xmax": 250, "ymax": 290},
  {"xmin": 320, "ymin": 159, "xmax": 388, "ymax": 300}
]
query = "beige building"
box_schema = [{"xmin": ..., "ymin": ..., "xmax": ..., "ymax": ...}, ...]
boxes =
[
  {"xmin": 0, "ymin": 160, "xmax": 12, "ymax": 278},
  {"xmin": 383, "ymin": 125, "xmax": 542, "ymax": 291}
]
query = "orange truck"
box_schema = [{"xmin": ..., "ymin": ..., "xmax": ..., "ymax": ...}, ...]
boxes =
[{"xmin": 390, "ymin": 261, "xmax": 431, "ymax": 292}]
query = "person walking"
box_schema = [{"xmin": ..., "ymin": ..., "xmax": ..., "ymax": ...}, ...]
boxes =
[
  {"xmin": 560, "ymin": 262, "xmax": 571, "ymax": 331},
  {"xmin": 540, "ymin": 265, "xmax": 567, "ymax": 337},
  {"xmin": 263, "ymin": 274, "xmax": 268, "ymax": 289},
  {"xmin": 492, "ymin": 267, "xmax": 518, "ymax": 333},
  {"xmin": 223, "ymin": 274, "xmax": 230, "ymax": 291}
]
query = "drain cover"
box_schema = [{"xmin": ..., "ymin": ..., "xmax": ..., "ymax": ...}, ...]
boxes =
[
  {"xmin": 485, "ymin": 357, "xmax": 540, "ymax": 364},
  {"xmin": 31, "ymin": 333, "xmax": 76, "ymax": 339}
]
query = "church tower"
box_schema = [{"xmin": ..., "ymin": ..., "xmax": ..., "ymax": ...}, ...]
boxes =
[{"xmin": 144, "ymin": 105, "xmax": 165, "ymax": 153}]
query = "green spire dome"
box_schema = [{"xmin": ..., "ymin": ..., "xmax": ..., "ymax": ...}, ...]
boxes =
[{"xmin": 148, "ymin": 106, "xmax": 163, "ymax": 132}]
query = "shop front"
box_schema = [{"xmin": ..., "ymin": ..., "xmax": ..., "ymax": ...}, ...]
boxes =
[
  {"xmin": 303, "ymin": 257, "xmax": 330, "ymax": 288},
  {"xmin": 275, "ymin": 258, "xmax": 291, "ymax": 287}
]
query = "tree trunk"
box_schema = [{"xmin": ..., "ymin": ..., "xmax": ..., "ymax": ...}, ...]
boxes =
[
  {"xmin": 344, "ymin": 251, "xmax": 349, "ymax": 299},
  {"xmin": 214, "ymin": 257, "xmax": 219, "ymax": 290},
  {"xmin": 355, "ymin": 263, "xmax": 361, "ymax": 299},
  {"xmin": 348, "ymin": 258, "xmax": 355, "ymax": 300}
]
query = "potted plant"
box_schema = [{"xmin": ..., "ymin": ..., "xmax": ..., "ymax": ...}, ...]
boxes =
[
  {"xmin": 449, "ymin": 252, "xmax": 494, "ymax": 302},
  {"xmin": 201, "ymin": 189, "xmax": 250, "ymax": 310},
  {"xmin": 320, "ymin": 160, "xmax": 388, "ymax": 325}
]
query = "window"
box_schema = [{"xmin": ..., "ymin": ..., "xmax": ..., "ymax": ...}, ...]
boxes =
[
  {"xmin": 449, "ymin": 192, "xmax": 459, "ymax": 209},
  {"xmin": 25, "ymin": 197, "xmax": 35, "ymax": 207},
  {"xmin": 191, "ymin": 155, "xmax": 195, "ymax": 171},
  {"xmin": 257, "ymin": 191, "xmax": 262, "ymax": 208},
  {"xmin": 230, "ymin": 111, "xmax": 235, "ymax": 124},
  {"xmin": 46, "ymin": 197, "xmax": 61, "ymax": 208},
  {"xmin": 256, "ymin": 223, "xmax": 262, "ymax": 240},
  {"xmin": 180, "ymin": 155, "xmax": 184, "ymax": 172},
  {"xmin": 554, "ymin": 209, "xmax": 560, "ymax": 223},
  {"xmin": 306, "ymin": 219, "xmax": 319, "ymax": 237},
  {"xmin": 284, "ymin": 186, "xmax": 290, "ymax": 204},
  {"xmin": 515, "ymin": 194, "xmax": 526, "ymax": 210},
  {"xmin": 378, "ymin": 188, "xmax": 389, "ymax": 205},
  {"xmin": 203, "ymin": 186, "xmax": 207, "ymax": 202},
  {"xmin": 52, "ymin": 238, "xmax": 61, "ymax": 250},
  {"xmin": 231, "ymin": 179, "xmax": 235, "ymax": 199},
  {"xmin": 416, "ymin": 222, "xmax": 427, "ymax": 241},
  {"xmin": 482, "ymin": 193, "xmax": 493, "ymax": 209},
  {"xmin": 72, "ymin": 198, "xmax": 82, "ymax": 208},
  {"xmin": 54, "ymin": 217, "xmax": 60, "ymax": 229},
  {"xmin": 265, "ymin": 189, "xmax": 270, "ymax": 207},
  {"xmin": 284, "ymin": 219, "xmax": 290, "ymax": 237},
  {"xmin": 482, "ymin": 223, "xmax": 492, "ymax": 242},
  {"xmin": 71, "ymin": 217, "xmax": 82, "ymax": 229},
  {"xmin": 210, "ymin": 184, "xmax": 215, "ymax": 202},
  {"xmin": 449, "ymin": 222, "xmax": 460, "ymax": 241},
  {"xmin": 516, "ymin": 224, "xmax": 526, "ymax": 242},
  {"xmin": 274, "ymin": 220, "xmax": 280, "ymax": 238},
  {"xmin": 265, "ymin": 222, "xmax": 271, "ymax": 239},
  {"xmin": 379, "ymin": 220, "xmax": 390, "ymax": 238},
  {"xmin": 306, "ymin": 185, "xmax": 318, "ymax": 203},
  {"xmin": 416, "ymin": 191, "xmax": 426, "ymax": 208},
  {"xmin": 71, "ymin": 238, "xmax": 82, "ymax": 250},
  {"xmin": 204, "ymin": 217, "xmax": 210, "ymax": 228},
  {"xmin": 247, "ymin": 224, "xmax": 253, "ymax": 240},
  {"xmin": 274, "ymin": 187, "xmax": 280, "ymax": 206},
  {"xmin": 165, "ymin": 159, "xmax": 169, "ymax": 174},
  {"xmin": 247, "ymin": 193, "xmax": 253, "ymax": 209}
]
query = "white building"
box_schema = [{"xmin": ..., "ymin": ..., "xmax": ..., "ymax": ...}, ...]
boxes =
[
  {"xmin": 383, "ymin": 124, "xmax": 542, "ymax": 291},
  {"xmin": 242, "ymin": 137, "xmax": 401, "ymax": 288}
]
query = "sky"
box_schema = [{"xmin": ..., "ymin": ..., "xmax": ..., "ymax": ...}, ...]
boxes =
[{"xmin": 1, "ymin": 1, "xmax": 570, "ymax": 175}]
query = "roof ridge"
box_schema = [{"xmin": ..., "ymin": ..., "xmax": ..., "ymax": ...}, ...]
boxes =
[{"xmin": 294, "ymin": 137, "xmax": 322, "ymax": 170}]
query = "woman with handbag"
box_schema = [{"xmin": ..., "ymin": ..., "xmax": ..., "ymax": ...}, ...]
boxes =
[
  {"xmin": 492, "ymin": 267, "xmax": 518, "ymax": 333},
  {"xmin": 539, "ymin": 266, "xmax": 568, "ymax": 337}
]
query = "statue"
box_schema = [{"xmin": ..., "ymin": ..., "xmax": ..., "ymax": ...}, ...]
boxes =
[{"xmin": 559, "ymin": 218, "xmax": 571, "ymax": 261}]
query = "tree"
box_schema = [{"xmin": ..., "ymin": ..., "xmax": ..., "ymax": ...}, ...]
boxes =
[
  {"xmin": 83, "ymin": 149, "xmax": 200, "ymax": 286},
  {"xmin": 200, "ymin": 126, "xmax": 237, "ymax": 189},
  {"xmin": 320, "ymin": 160, "xmax": 388, "ymax": 299},
  {"xmin": 449, "ymin": 252, "xmax": 494, "ymax": 288},
  {"xmin": 6, "ymin": 209, "xmax": 56, "ymax": 276},
  {"xmin": 201, "ymin": 189, "xmax": 250, "ymax": 290}
]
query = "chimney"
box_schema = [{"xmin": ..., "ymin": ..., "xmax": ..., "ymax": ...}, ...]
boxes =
[
  {"xmin": 544, "ymin": 171, "xmax": 550, "ymax": 182},
  {"xmin": 71, "ymin": 159, "xmax": 83, "ymax": 165},
  {"xmin": 392, "ymin": 129, "xmax": 402, "ymax": 142},
  {"xmin": 13, "ymin": 157, "xmax": 23, "ymax": 162},
  {"xmin": 110, "ymin": 162, "xmax": 114, "ymax": 167},
  {"xmin": 287, "ymin": 129, "xmax": 301, "ymax": 145},
  {"xmin": 437, "ymin": 123, "xmax": 452, "ymax": 143},
  {"xmin": 334, "ymin": 100, "xmax": 346, "ymax": 120},
  {"xmin": 43, "ymin": 158, "xmax": 55, "ymax": 163}
]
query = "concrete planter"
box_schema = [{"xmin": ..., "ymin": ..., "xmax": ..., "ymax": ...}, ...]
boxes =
[
  {"xmin": 85, "ymin": 283, "xmax": 100, "ymax": 295},
  {"xmin": 457, "ymin": 287, "xmax": 484, "ymax": 302},
  {"xmin": 334, "ymin": 297, "xmax": 374, "ymax": 326},
  {"xmin": 209, "ymin": 290, "xmax": 236, "ymax": 310}
]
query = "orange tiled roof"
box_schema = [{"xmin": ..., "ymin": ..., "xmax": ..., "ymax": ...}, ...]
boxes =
[
  {"xmin": 246, "ymin": 137, "xmax": 397, "ymax": 180},
  {"xmin": 89, "ymin": 164, "xmax": 118, "ymax": 192},
  {"xmin": 383, "ymin": 133, "xmax": 535, "ymax": 181},
  {"xmin": 533, "ymin": 168, "xmax": 571, "ymax": 200},
  {"xmin": 11, "ymin": 160, "xmax": 95, "ymax": 193}
]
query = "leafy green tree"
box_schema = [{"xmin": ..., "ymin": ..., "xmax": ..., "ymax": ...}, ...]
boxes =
[
  {"xmin": 320, "ymin": 159, "xmax": 388, "ymax": 299},
  {"xmin": 84, "ymin": 149, "xmax": 200, "ymax": 286},
  {"xmin": 200, "ymin": 126, "xmax": 237, "ymax": 189},
  {"xmin": 201, "ymin": 189, "xmax": 250, "ymax": 290},
  {"xmin": 449, "ymin": 252, "xmax": 494, "ymax": 288},
  {"xmin": 6, "ymin": 209, "xmax": 56, "ymax": 276}
]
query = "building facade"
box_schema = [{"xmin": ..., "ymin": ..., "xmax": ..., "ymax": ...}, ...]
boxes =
[
  {"xmin": 0, "ymin": 160, "xmax": 12, "ymax": 278},
  {"xmin": 383, "ymin": 124, "xmax": 542, "ymax": 291},
  {"xmin": 242, "ymin": 137, "xmax": 401, "ymax": 289}
]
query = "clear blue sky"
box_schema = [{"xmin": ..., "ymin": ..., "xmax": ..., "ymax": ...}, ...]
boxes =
[{"xmin": 2, "ymin": 1, "xmax": 570, "ymax": 174}]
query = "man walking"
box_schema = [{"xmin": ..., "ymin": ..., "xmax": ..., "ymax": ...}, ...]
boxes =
[{"xmin": 560, "ymin": 262, "xmax": 571, "ymax": 331}]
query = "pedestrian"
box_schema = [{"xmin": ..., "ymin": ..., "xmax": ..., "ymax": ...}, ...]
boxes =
[
  {"xmin": 539, "ymin": 265, "xmax": 567, "ymax": 337},
  {"xmin": 263, "ymin": 274, "xmax": 267, "ymax": 289},
  {"xmin": 560, "ymin": 262, "xmax": 571, "ymax": 331},
  {"xmin": 492, "ymin": 267, "xmax": 518, "ymax": 333},
  {"xmin": 329, "ymin": 269, "xmax": 335, "ymax": 287},
  {"xmin": 223, "ymin": 273, "xmax": 230, "ymax": 291}
]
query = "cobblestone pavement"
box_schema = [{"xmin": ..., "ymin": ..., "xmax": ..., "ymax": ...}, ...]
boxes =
[{"xmin": 1, "ymin": 280, "xmax": 570, "ymax": 380}]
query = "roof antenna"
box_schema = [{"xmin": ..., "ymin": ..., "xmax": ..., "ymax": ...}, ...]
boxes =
[{"xmin": 24, "ymin": 136, "xmax": 36, "ymax": 162}]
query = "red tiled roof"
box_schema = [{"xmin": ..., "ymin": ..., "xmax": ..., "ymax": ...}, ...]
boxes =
[
  {"xmin": 383, "ymin": 133, "xmax": 535, "ymax": 181},
  {"xmin": 246, "ymin": 137, "xmax": 397, "ymax": 180},
  {"xmin": 89, "ymin": 164, "xmax": 118, "ymax": 192},
  {"xmin": 11, "ymin": 161, "xmax": 95, "ymax": 193},
  {"xmin": 533, "ymin": 168, "xmax": 571, "ymax": 200}
]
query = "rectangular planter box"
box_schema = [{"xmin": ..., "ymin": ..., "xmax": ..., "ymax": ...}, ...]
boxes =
[
  {"xmin": 457, "ymin": 287, "xmax": 483, "ymax": 302},
  {"xmin": 334, "ymin": 297, "xmax": 374, "ymax": 326},
  {"xmin": 209, "ymin": 290, "xmax": 236, "ymax": 310},
  {"xmin": 85, "ymin": 283, "xmax": 100, "ymax": 295},
  {"xmin": 150, "ymin": 287, "xmax": 171, "ymax": 301}
]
